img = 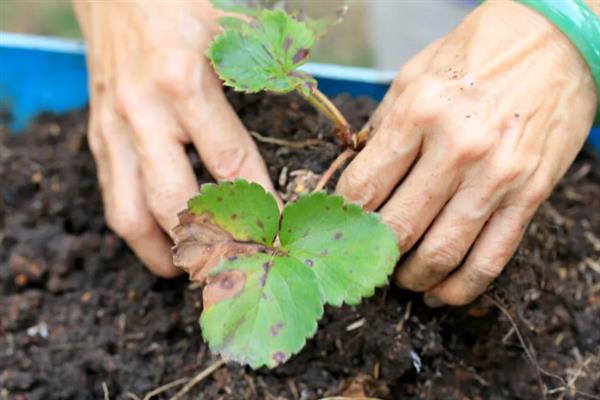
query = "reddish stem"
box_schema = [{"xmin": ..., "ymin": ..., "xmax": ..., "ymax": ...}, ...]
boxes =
[
  {"xmin": 300, "ymin": 87, "xmax": 353, "ymax": 146},
  {"xmin": 313, "ymin": 148, "xmax": 356, "ymax": 192}
]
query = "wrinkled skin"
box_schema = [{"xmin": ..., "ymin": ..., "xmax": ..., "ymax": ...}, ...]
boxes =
[
  {"xmin": 75, "ymin": 0, "xmax": 598, "ymax": 306},
  {"xmin": 337, "ymin": 0, "xmax": 598, "ymax": 306},
  {"xmin": 73, "ymin": 1, "xmax": 274, "ymax": 277}
]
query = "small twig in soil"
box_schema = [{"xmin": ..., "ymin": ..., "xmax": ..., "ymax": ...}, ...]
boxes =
[
  {"xmin": 485, "ymin": 294, "xmax": 572, "ymax": 399},
  {"xmin": 314, "ymin": 148, "xmax": 355, "ymax": 192},
  {"xmin": 168, "ymin": 358, "xmax": 226, "ymax": 400},
  {"xmin": 102, "ymin": 382, "xmax": 110, "ymax": 400},
  {"xmin": 143, "ymin": 378, "xmax": 189, "ymax": 400},
  {"xmin": 250, "ymin": 131, "xmax": 326, "ymax": 149},
  {"xmin": 124, "ymin": 392, "xmax": 141, "ymax": 400}
]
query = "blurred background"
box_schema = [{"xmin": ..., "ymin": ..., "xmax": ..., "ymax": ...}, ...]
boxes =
[{"xmin": 0, "ymin": 0, "xmax": 473, "ymax": 70}]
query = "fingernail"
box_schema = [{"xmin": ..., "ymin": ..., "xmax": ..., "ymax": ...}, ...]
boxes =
[{"xmin": 423, "ymin": 294, "xmax": 445, "ymax": 308}]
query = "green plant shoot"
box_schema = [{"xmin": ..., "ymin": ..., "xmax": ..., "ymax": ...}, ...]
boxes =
[{"xmin": 207, "ymin": 1, "xmax": 355, "ymax": 147}]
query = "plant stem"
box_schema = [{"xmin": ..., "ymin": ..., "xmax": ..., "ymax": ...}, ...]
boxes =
[
  {"xmin": 299, "ymin": 87, "xmax": 352, "ymax": 146},
  {"xmin": 314, "ymin": 148, "xmax": 355, "ymax": 192},
  {"xmin": 249, "ymin": 131, "xmax": 326, "ymax": 148}
]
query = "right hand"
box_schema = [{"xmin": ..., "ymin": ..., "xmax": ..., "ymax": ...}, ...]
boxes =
[{"xmin": 73, "ymin": 1, "xmax": 275, "ymax": 277}]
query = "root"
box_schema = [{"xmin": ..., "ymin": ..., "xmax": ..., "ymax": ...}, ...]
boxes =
[
  {"xmin": 314, "ymin": 148, "xmax": 355, "ymax": 192},
  {"xmin": 168, "ymin": 359, "xmax": 226, "ymax": 400},
  {"xmin": 250, "ymin": 131, "xmax": 325, "ymax": 149},
  {"xmin": 485, "ymin": 294, "xmax": 600, "ymax": 400},
  {"xmin": 143, "ymin": 378, "xmax": 188, "ymax": 400},
  {"xmin": 142, "ymin": 358, "xmax": 226, "ymax": 400},
  {"xmin": 102, "ymin": 382, "xmax": 110, "ymax": 400}
]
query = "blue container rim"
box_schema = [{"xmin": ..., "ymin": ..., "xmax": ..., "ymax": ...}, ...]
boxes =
[
  {"xmin": 0, "ymin": 31, "xmax": 398, "ymax": 83},
  {"xmin": 1, "ymin": 31, "xmax": 598, "ymax": 153}
]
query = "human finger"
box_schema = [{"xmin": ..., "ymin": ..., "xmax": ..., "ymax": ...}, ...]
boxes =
[
  {"xmin": 149, "ymin": 53, "xmax": 275, "ymax": 195},
  {"xmin": 116, "ymin": 87, "xmax": 200, "ymax": 234},
  {"xmin": 424, "ymin": 203, "xmax": 535, "ymax": 307},
  {"xmin": 336, "ymin": 96, "xmax": 423, "ymax": 210},
  {"xmin": 394, "ymin": 183, "xmax": 500, "ymax": 291},
  {"xmin": 100, "ymin": 104, "xmax": 181, "ymax": 277}
]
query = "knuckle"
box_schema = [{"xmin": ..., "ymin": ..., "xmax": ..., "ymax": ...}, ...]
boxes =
[
  {"xmin": 420, "ymin": 242, "xmax": 463, "ymax": 272},
  {"xmin": 488, "ymin": 154, "xmax": 541, "ymax": 190},
  {"xmin": 87, "ymin": 125, "xmax": 104, "ymax": 157},
  {"xmin": 154, "ymin": 50, "xmax": 202, "ymax": 99},
  {"xmin": 207, "ymin": 145, "xmax": 248, "ymax": 180},
  {"xmin": 382, "ymin": 211, "xmax": 418, "ymax": 251},
  {"xmin": 523, "ymin": 181, "xmax": 552, "ymax": 207},
  {"xmin": 114, "ymin": 82, "xmax": 144, "ymax": 118},
  {"xmin": 405, "ymin": 80, "xmax": 446, "ymax": 123},
  {"xmin": 448, "ymin": 135, "xmax": 493, "ymax": 164},
  {"xmin": 147, "ymin": 183, "xmax": 188, "ymax": 223},
  {"xmin": 338, "ymin": 164, "xmax": 376, "ymax": 206},
  {"xmin": 490, "ymin": 165, "xmax": 524, "ymax": 189},
  {"xmin": 524, "ymin": 191, "xmax": 549, "ymax": 209},
  {"xmin": 106, "ymin": 209, "xmax": 153, "ymax": 241},
  {"xmin": 471, "ymin": 262, "xmax": 503, "ymax": 281}
]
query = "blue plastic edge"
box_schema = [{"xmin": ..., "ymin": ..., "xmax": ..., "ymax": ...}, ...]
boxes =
[{"xmin": 1, "ymin": 32, "xmax": 599, "ymax": 153}]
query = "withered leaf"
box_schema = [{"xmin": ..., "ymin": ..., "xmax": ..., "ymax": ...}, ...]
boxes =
[{"xmin": 171, "ymin": 210, "xmax": 263, "ymax": 283}]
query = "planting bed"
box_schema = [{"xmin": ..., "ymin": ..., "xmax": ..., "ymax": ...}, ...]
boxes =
[{"xmin": 1, "ymin": 92, "xmax": 599, "ymax": 399}]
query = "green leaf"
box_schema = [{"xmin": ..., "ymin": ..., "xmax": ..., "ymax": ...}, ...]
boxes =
[
  {"xmin": 187, "ymin": 179, "xmax": 278, "ymax": 246},
  {"xmin": 280, "ymin": 193, "xmax": 399, "ymax": 306},
  {"xmin": 200, "ymin": 253, "xmax": 323, "ymax": 368},
  {"xmin": 207, "ymin": 9, "xmax": 317, "ymax": 95},
  {"xmin": 176, "ymin": 180, "xmax": 400, "ymax": 369}
]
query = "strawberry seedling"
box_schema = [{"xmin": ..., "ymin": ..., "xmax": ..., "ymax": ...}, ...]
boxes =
[{"xmin": 171, "ymin": 1, "xmax": 399, "ymax": 369}]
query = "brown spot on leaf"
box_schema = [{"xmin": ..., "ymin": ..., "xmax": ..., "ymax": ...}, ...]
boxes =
[
  {"xmin": 259, "ymin": 261, "xmax": 272, "ymax": 287},
  {"xmin": 171, "ymin": 210, "xmax": 263, "ymax": 283},
  {"xmin": 272, "ymin": 351, "xmax": 286, "ymax": 364},
  {"xmin": 283, "ymin": 36, "xmax": 293, "ymax": 52},
  {"xmin": 257, "ymin": 219, "xmax": 264, "ymax": 229},
  {"xmin": 334, "ymin": 232, "xmax": 343, "ymax": 240},
  {"xmin": 270, "ymin": 321, "xmax": 285, "ymax": 336},
  {"xmin": 203, "ymin": 270, "xmax": 246, "ymax": 309},
  {"xmin": 220, "ymin": 276, "xmax": 235, "ymax": 289},
  {"xmin": 230, "ymin": 213, "xmax": 237, "ymax": 220},
  {"xmin": 293, "ymin": 48, "xmax": 310, "ymax": 64},
  {"xmin": 305, "ymin": 259, "xmax": 314, "ymax": 267},
  {"xmin": 217, "ymin": 197, "xmax": 223, "ymax": 202}
]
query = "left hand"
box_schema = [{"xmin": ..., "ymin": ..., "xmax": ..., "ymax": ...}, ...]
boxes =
[{"xmin": 336, "ymin": 0, "xmax": 597, "ymax": 306}]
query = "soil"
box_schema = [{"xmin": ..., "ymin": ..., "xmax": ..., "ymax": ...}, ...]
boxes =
[{"xmin": 1, "ymin": 92, "xmax": 599, "ymax": 400}]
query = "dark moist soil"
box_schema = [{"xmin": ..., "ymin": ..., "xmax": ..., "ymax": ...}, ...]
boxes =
[{"xmin": 1, "ymin": 92, "xmax": 599, "ymax": 400}]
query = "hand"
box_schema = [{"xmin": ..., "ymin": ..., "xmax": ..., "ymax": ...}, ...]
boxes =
[
  {"xmin": 337, "ymin": 0, "xmax": 597, "ymax": 306},
  {"xmin": 73, "ymin": 1, "xmax": 274, "ymax": 277}
]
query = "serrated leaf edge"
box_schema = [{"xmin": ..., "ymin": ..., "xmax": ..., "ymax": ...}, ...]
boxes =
[
  {"xmin": 206, "ymin": 10, "xmax": 318, "ymax": 95},
  {"xmin": 199, "ymin": 252, "xmax": 324, "ymax": 369},
  {"xmin": 187, "ymin": 178, "xmax": 273, "ymax": 209},
  {"xmin": 281, "ymin": 191, "xmax": 400, "ymax": 307},
  {"xmin": 189, "ymin": 182, "xmax": 399, "ymax": 368}
]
